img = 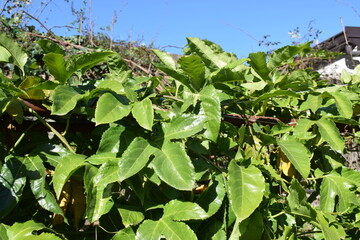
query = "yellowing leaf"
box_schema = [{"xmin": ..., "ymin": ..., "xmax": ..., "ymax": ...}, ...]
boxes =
[{"xmin": 277, "ymin": 149, "xmax": 297, "ymax": 178}]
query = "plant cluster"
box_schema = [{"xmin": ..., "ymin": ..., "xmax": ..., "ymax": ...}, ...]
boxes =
[{"xmin": 0, "ymin": 29, "xmax": 360, "ymax": 240}]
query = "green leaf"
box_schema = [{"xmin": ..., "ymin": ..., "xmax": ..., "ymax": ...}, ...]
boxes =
[
  {"xmin": 0, "ymin": 157, "xmax": 27, "ymax": 217},
  {"xmin": 267, "ymin": 43, "xmax": 311, "ymax": 70},
  {"xmin": 132, "ymin": 98, "xmax": 154, "ymax": 131},
  {"xmin": 320, "ymin": 170, "xmax": 360, "ymax": 213},
  {"xmin": 238, "ymin": 210, "xmax": 264, "ymax": 240},
  {"xmin": 178, "ymin": 55, "xmax": 206, "ymax": 91},
  {"xmin": 66, "ymin": 51, "xmax": 114, "ymax": 75},
  {"xmin": 5, "ymin": 98, "xmax": 24, "ymax": 124},
  {"xmin": 37, "ymin": 39, "xmax": 64, "ymax": 54},
  {"xmin": 43, "ymin": 53, "xmax": 72, "ymax": 83},
  {"xmin": 211, "ymin": 67, "xmax": 247, "ymax": 83},
  {"xmin": 187, "ymin": 37, "xmax": 233, "ymax": 71},
  {"xmin": 252, "ymin": 90, "xmax": 300, "ymax": 106},
  {"xmin": 84, "ymin": 165, "xmax": 114, "ymax": 222},
  {"xmin": 26, "ymin": 232, "xmax": 63, "ymax": 240},
  {"xmin": 155, "ymin": 64, "xmax": 196, "ymax": 91},
  {"xmin": 51, "ymin": 85, "xmax": 83, "ymax": 115},
  {"xmin": 153, "ymin": 49, "xmax": 177, "ymax": 70},
  {"xmin": 316, "ymin": 212, "xmax": 346, "ymax": 240},
  {"xmin": 97, "ymin": 125, "xmax": 126, "ymax": 155},
  {"xmin": 135, "ymin": 219, "xmax": 197, "ymax": 240},
  {"xmin": 94, "ymin": 137, "xmax": 154, "ymax": 185},
  {"xmin": 95, "ymin": 93, "xmax": 131, "ymax": 125},
  {"xmin": 163, "ymin": 200, "xmax": 208, "ymax": 221},
  {"xmin": 52, "ymin": 153, "xmax": 86, "ymax": 199},
  {"xmin": 287, "ymin": 179, "xmax": 316, "ymax": 219},
  {"xmin": 112, "ymin": 227, "xmax": 135, "ymax": 240},
  {"xmin": 0, "ymin": 32, "xmax": 28, "ymax": 76},
  {"xmin": 228, "ymin": 161, "xmax": 265, "ymax": 221},
  {"xmin": 106, "ymin": 52, "xmax": 128, "ymax": 74},
  {"xmin": 196, "ymin": 174, "xmax": 226, "ymax": 217},
  {"xmin": 162, "ymin": 113, "xmax": 205, "ymax": 140},
  {"xmin": 24, "ymin": 155, "xmax": 63, "ymax": 216},
  {"xmin": 118, "ymin": 206, "xmax": 144, "ymax": 227},
  {"xmin": 5, "ymin": 220, "xmax": 47, "ymax": 240},
  {"xmin": 248, "ymin": 52, "xmax": 269, "ymax": 80},
  {"xmin": 0, "ymin": 45, "xmax": 11, "ymax": 63},
  {"xmin": 200, "ymin": 86, "xmax": 221, "ymax": 142},
  {"xmin": 299, "ymin": 93, "xmax": 322, "ymax": 113},
  {"xmin": 18, "ymin": 76, "xmax": 46, "ymax": 100},
  {"xmin": 152, "ymin": 141, "xmax": 195, "ymax": 191},
  {"xmin": 240, "ymin": 80, "xmax": 267, "ymax": 91},
  {"xmin": 278, "ymin": 136, "xmax": 311, "ymax": 179},
  {"xmin": 293, "ymin": 119, "xmax": 315, "ymax": 140},
  {"xmin": 330, "ymin": 92, "xmax": 353, "ymax": 118},
  {"xmin": 316, "ymin": 117, "xmax": 344, "ymax": 153}
]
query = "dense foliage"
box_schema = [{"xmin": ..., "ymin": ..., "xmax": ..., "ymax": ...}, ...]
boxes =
[{"xmin": 0, "ymin": 28, "xmax": 360, "ymax": 240}]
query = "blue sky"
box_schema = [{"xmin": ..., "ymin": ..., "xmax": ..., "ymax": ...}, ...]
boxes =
[{"xmin": 24, "ymin": 0, "xmax": 360, "ymax": 57}]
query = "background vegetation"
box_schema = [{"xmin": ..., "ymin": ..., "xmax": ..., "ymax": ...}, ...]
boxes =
[{"xmin": 0, "ymin": 1, "xmax": 359, "ymax": 239}]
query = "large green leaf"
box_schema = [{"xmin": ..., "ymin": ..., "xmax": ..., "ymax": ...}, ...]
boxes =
[
  {"xmin": 267, "ymin": 43, "xmax": 311, "ymax": 70},
  {"xmin": 97, "ymin": 125, "xmax": 126, "ymax": 155},
  {"xmin": 238, "ymin": 210, "xmax": 264, "ymax": 240},
  {"xmin": 330, "ymin": 92, "xmax": 353, "ymax": 118},
  {"xmin": 24, "ymin": 155, "xmax": 63, "ymax": 216},
  {"xmin": 227, "ymin": 161, "xmax": 265, "ymax": 221},
  {"xmin": 316, "ymin": 117, "xmax": 344, "ymax": 153},
  {"xmin": 248, "ymin": 52, "xmax": 269, "ymax": 80},
  {"xmin": 94, "ymin": 137, "xmax": 154, "ymax": 185},
  {"xmin": 0, "ymin": 157, "xmax": 27, "ymax": 217},
  {"xmin": 51, "ymin": 85, "xmax": 83, "ymax": 115},
  {"xmin": 52, "ymin": 153, "xmax": 86, "ymax": 199},
  {"xmin": 278, "ymin": 136, "xmax": 311, "ymax": 179},
  {"xmin": 152, "ymin": 141, "xmax": 195, "ymax": 191},
  {"xmin": 320, "ymin": 170, "xmax": 360, "ymax": 213},
  {"xmin": 95, "ymin": 93, "xmax": 131, "ymax": 125},
  {"xmin": 44, "ymin": 51, "xmax": 113, "ymax": 84},
  {"xmin": 132, "ymin": 98, "xmax": 154, "ymax": 131},
  {"xmin": 187, "ymin": 37, "xmax": 233, "ymax": 71},
  {"xmin": 178, "ymin": 55, "xmax": 206, "ymax": 91},
  {"xmin": 5, "ymin": 220, "xmax": 47, "ymax": 240},
  {"xmin": 163, "ymin": 200, "xmax": 208, "ymax": 221},
  {"xmin": 135, "ymin": 219, "xmax": 197, "ymax": 240},
  {"xmin": 200, "ymin": 85, "xmax": 221, "ymax": 142},
  {"xmin": 162, "ymin": 113, "xmax": 205, "ymax": 140},
  {"xmin": 0, "ymin": 32, "xmax": 28, "ymax": 76},
  {"xmin": 43, "ymin": 53, "xmax": 71, "ymax": 83},
  {"xmin": 84, "ymin": 165, "xmax": 113, "ymax": 222}
]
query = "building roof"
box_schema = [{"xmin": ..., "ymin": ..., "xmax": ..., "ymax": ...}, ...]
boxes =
[{"xmin": 316, "ymin": 26, "xmax": 360, "ymax": 52}]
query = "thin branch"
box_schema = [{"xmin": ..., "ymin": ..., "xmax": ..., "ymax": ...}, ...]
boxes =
[
  {"xmin": 0, "ymin": 0, "xmax": 10, "ymax": 15},
  {"xmin": 335, "ymin": 0, "xmax": 360, "ymax": 18},
  {"xmin": 223, "ymin": 21, "xmax": 274, "ymax": 52},
  {"xmin": 123, "ymin": 58, "xmax": 151, "ymax": 75},
  {"xmin": 22, "ymin": 10, "xmax": 54, "ymax": 36},
  {"xmin": 36, "ymin": 0, "xmax": 52, "ymax": 19},
  {"xmin": 27, "ymin": 32, "xmax": 90, "ymax": 50}
]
